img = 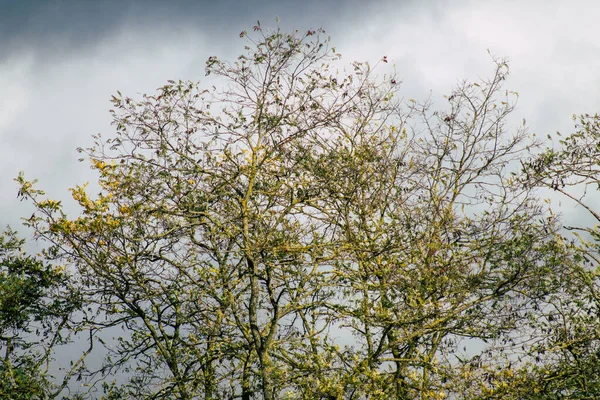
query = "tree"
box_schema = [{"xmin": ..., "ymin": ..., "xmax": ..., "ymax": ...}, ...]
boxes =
[
  {"xmin": 519, "ymin": 113, "xmax": 600, "ymax": 398},
  {"xmin": 0, "ymin": 227, "xmax": 85, "ymax": 399},
  {"xmin": 300, "ymin": 58, "xmax": 569, "ymax": 399},
  {"xmin": 16, "ymin": 23, "xmax": 570, "ymax": 399}
]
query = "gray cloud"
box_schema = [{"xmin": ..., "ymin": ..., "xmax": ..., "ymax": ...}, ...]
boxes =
[
  {"xmin": 2, "ymin": 0, "xmax": 599, "ymax": 230},
  {"xmin": 0, "ymin": 0, "xmax": 397, "ymax": 227},
  {"xmin": 0, "ymin": 0, "xmax": 378, "ymax": 63}
]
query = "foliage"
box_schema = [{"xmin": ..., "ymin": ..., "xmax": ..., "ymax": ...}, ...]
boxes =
[
  {"xmin": 0, "ymin": 228, "xmax": 84, "ymax": 399},
  {"xmin": 13, "ymin": 23, "xmax": 581, "ymax": 399},
  {"xmin": 521, "ymin": 113, "xmax": 600, "ymax": 399}
]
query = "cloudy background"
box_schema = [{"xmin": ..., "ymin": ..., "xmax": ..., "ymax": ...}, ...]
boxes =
[
  {"xmin": 2, "ymin": 0, "xmax": 600, "ymax": 392},
  {"xmin": 2, "ymin": 0, "xmax": 600, "ymax": 231}
]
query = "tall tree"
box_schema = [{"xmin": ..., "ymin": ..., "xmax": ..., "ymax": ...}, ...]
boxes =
[{"xmin": 16, "ymin": 23, "xmax": 570, "ymax": 399}]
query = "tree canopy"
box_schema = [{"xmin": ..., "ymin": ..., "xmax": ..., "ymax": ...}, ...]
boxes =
[{"xmin": 8, "ymin": 23, "xmax": 600, "ymax": 399}]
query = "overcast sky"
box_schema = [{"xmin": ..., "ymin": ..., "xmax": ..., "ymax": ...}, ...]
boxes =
[{"xmin": 2, "ymin": 0, "xmax": 599, "ymax": 231}]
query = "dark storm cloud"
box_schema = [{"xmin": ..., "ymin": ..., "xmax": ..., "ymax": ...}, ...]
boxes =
[{"xmin": 0, "ymin": 0, "xmax": 377, "ymax": 62}]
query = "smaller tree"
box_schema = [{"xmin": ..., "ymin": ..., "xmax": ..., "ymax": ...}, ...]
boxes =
[
  {"xmin": 521, "ymin": 113, "xmax": 600, "ymax": 398},
  {"xmin": 0, "ymin": 227, "xmax": 85, "ymax": 399}
]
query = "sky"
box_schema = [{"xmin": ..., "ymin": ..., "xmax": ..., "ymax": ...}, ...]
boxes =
[
  {"xmin": 2, "ymin": 0, "xmax": 600, "ymax": 392},
  {"xmin": 1, "ymin": 0, "xmax": 599, "ymax": 229}
]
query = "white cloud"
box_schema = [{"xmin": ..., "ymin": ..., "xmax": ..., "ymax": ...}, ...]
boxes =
[{"xmin": 327, "ymin": 0, "xmax": 600, "ymax": 229}]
